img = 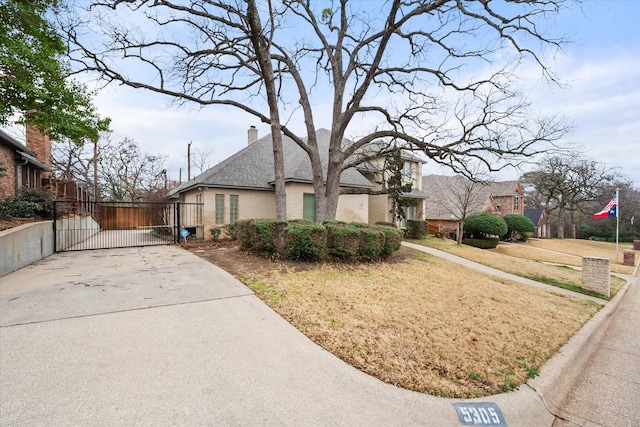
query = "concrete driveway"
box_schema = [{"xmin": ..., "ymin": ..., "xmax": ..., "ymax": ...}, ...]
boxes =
[{"xmin": 1, "ymin": 246, "xmax": 556, "ymax": 426}]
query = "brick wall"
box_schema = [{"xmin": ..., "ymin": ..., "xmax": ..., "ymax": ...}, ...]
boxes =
[{"xmin": 0, "ymin": 144, "xmax": 16, "ymax": 197}]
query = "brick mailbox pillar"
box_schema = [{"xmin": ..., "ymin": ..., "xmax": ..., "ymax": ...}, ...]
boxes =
[
  {"xmin": 633, "ymin": 240, "xmax": 640, "ymax": 250},
  {"xmin": 623, "ymin": 249, "xmax": 635, "ymax": 267},
  {"xmin": 582, "ymin": 257, "xmax": 610, "ymax": 298}
]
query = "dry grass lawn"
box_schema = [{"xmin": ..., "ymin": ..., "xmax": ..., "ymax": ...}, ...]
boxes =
[
  {"xmin": 243, "ymin": 250, "xmax": 600, "ymax": 398},
  {"xmin": 413, "ymin": 237, "xmax": 626, "ymax": 298},
  {"xmin": 519, "ymin": 239, "xmax": 636, "ymax": 275}
]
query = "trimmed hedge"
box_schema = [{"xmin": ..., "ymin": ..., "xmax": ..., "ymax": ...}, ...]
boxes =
[
  {"xmin": 502, "ymin": 214, "xmax": 536, "ymax": 241},
  {"xmin": 405, "ymin": 219, "xmax": 427, "ymax": 239},
  {"xmin": 326, "ymin": 224, "xmax": 361, "ymax": 260},
  {"xmin": 464, "ymin": 212, "xmax": 508, "ymax": 238},
  {"xmin": 284, "ymin": 223, "xmax": 327, "ymax": 261},
  {"xmin": 462, "ymin": 237, "xmax": 500, "ymax": 249},
  {"xmin": 233, "ymin": 219, "xmax": 403, "ymax": 261}
]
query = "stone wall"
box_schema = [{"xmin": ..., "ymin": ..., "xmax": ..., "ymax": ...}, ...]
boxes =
[{"xmin": 582, "ymin": 257, "xmax": 610, "ymax": 298}]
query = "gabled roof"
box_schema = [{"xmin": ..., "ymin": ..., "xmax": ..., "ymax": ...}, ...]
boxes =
[
  {"xmin": 0, "ymin": 128, "xmax": 51, "ymax": 171},
  {"xmin": 524, "ymin": 208, "xmax": 544, "ymax": 225},
  {"xmin": 171, "ymin": 128, "xmax": 373, "ymax": 195},
  {"xmin": 422, "ymin": 175, "xmax": 520, "ymax": 220}
]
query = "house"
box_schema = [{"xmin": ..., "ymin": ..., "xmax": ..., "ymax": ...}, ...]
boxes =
[
  {"xmin": 524, "ymin": 208, "xmax": 550, "ymax": 238},
  {"xmin": 421, "ymin": 174, "xmax": 524, "ymax": 236},
  {"xmin": 0, "ymin": 127, "xmax": 52, "ymax": 197},
  {"xmin": 170, "ymin": 128, "xmax": 426, "ymax": 232}
]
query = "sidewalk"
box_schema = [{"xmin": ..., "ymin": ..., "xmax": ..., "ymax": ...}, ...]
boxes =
[{"xmin": 1, "ymin": 244, "xmax": 637, "ymax": 426}]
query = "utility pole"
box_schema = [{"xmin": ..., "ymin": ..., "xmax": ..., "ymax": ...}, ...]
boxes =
[{"xmin": 187, "ymin": 141, "xmax": 192, "ymax": 181}]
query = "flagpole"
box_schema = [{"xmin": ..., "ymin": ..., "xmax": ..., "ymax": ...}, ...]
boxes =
[{"xmin": 616, "ymin": 188, "xmax": 619, "ymax": 263}]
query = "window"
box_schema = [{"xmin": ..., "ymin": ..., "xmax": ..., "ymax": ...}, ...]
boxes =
[
  {"xmin": 230, "ymin": 195, "xmax": 239, "ymax": 224},
  {"xmin": 303, "ymin": 193, "xmax": 315, "ymax": 222},
  {"xmin": 403, "ymin": 161, "xmax": 412, "ymax": 183},
  {"xmin": 215, "ymin": 194, "xmax": 225, "ymax": 224},
  {"xmin": 513, "ymin": 193, "xmax": 520, "ymax": 213}
]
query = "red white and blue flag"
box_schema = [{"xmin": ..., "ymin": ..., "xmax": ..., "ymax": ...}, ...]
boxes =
[{"xmin": 593, "ymin": 195, "xmax": 618, "ymax": 219}]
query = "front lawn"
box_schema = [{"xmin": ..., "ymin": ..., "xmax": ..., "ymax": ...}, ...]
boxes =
[{"xmin": 240, "ymin": 248, "xmax": 600, "ymax": 398}]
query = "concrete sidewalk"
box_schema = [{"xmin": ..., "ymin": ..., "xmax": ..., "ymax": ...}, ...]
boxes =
[{"xmin": 0, "ymin": 245, "xmax": 637, "ymax": 426}]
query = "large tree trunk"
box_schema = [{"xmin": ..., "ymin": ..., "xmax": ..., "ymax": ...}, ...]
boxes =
[{"xmin": 247, "ymin": 0, "xmax": 286, "ymax": 218}]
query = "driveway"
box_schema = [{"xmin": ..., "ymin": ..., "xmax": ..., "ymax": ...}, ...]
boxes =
[{"xmin": 0, "ymin": 246, "xmax": 558, "ymax": 425}]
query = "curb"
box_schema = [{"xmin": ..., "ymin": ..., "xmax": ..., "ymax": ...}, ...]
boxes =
[{"xmin": 529, "ymin": 273, "xmax": 636, "ymax": 423}]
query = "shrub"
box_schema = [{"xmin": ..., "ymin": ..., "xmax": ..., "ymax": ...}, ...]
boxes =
[
  {"xmin": 326, "ymin": 224, "xmax": 361, "ymax": 260},
  {"xmin": 405, "ymin": 219, "xmax": 427, "ymax": 239},
  {"xmin": 359, "ymin": 227, "xmax": 385, "ymax": 260},
  {"xmin": 378, "ymin": 226, "xmax": 403, "ymax": 258},
  {"xmin": 0, "ymin": 189, "xmax": 56, "ymax": 220},
  {"xmin": 209, "ymin": 228, "xmax": 222, "ymax": 241},
  {"xmin": 502, "ymin": 214, "xmax": 536, "ymax": 241},
  {"xmin": 233, "ymin": 219, "xmax": 255, "ymax": 250},
  {"xmin": 283, "ymin": 223, "xmax": 327, "ymax": 261},
  {"xmin": 375, "ymin": 221, "xmax": 396, "ymax": 228},
  {"xmin": 253, "ymin": 219, "xmax": 288, "ymax": 255},
  {"xmin": 462, "ymin": 237, "xmax": 500, "ymax": 249},
  {"xmin": 464, "ymin": 212, "xmax": 508, "ymax": 238}
]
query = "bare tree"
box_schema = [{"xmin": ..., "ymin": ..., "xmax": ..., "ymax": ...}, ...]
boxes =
[
  {"xmin": 444, "ymin": 177, "xmax": 490, "ymax": 245},
  {"xmin": 99, "ymin": 137, "xmax": 168, "ymax": 202},
  {"xmin": 522, "ymin": 155, "xmax": 617, "ymax": 238},
  {"xmin": 64, "ymin": 0, "xmax": 571, "ymax": 222},
  {"xmin": 191, "ymin": 146, "xmax": 214, "ymax": 175},
  {"xmin": 52, "ymin": 138, "xmax": 95, "ymax": 186}
]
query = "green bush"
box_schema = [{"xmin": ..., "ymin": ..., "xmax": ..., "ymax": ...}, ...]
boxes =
[
  {"xmin": 375, "ymin": 221, "xmax": 396, "ymax": 228},
  {"xmin": 233, "ymin": 219, "xmax": 255, "ymax": 249},
  {"xmin": 284, "ymin": 223, "xmax": 327, "ymax": 261},
  {"xmin": 0, "ymin": 189, "xmax": 55, "ymax": 220},
  {"xmin": 378, "ymin": 226, "xmax": 403, "ymax": 257},
  {"xmin": 464, "ymin": 212, "xmax": 508, "ymax": 238},
  {"xmin": 405, "ymin": 219, "xmax": 427, "ymax": 239},
  {"xmin": 253, "ymin": 219, "xmax": 288, "ymax": 255},
  {"xmin": 359, "ymin": 227, "xmax": 385, "ymax": 260},
  {"xmin": 502, "ymin": 214, "xmax": 536, "ymax": 241},
  {"xmin": 326, "ymin": 224, "xmax": 361, "ymax": 260},
  {"xmin": 462, "ymin": 237, "xmax": 500, "ymax": 249},
  {"xmin": 209, "ymin": 228, "xmax": 222, "ymax": 241}
]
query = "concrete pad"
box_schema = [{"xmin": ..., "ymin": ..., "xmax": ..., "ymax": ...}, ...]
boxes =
[
  {"xmin": 0, "ymin": 246, "xmax": 556, "ymax": 426},
  {"xmin": 0, "ymin": 246, "xmax": 252, "ymax": 326}
]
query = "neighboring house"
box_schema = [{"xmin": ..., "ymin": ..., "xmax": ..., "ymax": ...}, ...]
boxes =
[
  {"xmin": 524, "ymin": 208, "xmax": 550, "ymax": 239},
  {"xmin": 0, "ymin": 128, "xmax": 51, "ymax": 197},
  {"xmin": 170, "ymin": 128, "xmax": 427, "ymax": 232},
  {"xmin": 421, "ymin": 175, "xmax": 525, "ymax": 236}
]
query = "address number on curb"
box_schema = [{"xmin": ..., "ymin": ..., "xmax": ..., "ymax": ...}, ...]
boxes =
[{"xmin": 452, "ymin": 402, "xmax": 507, "ymax": 427}]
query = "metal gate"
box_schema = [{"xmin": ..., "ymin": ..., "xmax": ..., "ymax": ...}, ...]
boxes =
[{"xmin": 53, "ymin": 200, "xmax": 204, "ymax": 252}]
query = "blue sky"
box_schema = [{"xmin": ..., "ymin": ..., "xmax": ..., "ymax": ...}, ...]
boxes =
[{"xmin": 88, "ymin": 1, "xmax": 640, "ymax": 187}]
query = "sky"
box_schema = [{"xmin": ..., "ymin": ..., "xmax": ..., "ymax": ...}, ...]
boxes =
[{"xmin": 18, "ymin": 1, "xmax": 640, "ymax": 188}]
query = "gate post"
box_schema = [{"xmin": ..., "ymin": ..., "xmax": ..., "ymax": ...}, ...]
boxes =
[
  {"xmin": 175, "ymin": 202, "xmax": 181, "ymax": 244},
  {"xmin": 53, "ymin": 201, "xmax": 58, "ymax": 252}
]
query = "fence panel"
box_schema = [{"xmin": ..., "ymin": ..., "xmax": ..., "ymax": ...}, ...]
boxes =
[{"xmin": 54, "ymin": 201, "xmax": 203, "ymax": 252}]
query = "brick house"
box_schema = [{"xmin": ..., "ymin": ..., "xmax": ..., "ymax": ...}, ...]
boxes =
[
  {"xmin": 0, "ymin": 128, "xmax": 51, "ymax": 197},
  {"xmin": 169, "ymin": 128, "xmax": 426, "ymax": 232},
  {"xmin": 524, "ymin": 208, "xmax": 550, "ymax": 238},
  {"xmin": 421, "ymin": 175, "xmax": 524, "ymax": 237}
]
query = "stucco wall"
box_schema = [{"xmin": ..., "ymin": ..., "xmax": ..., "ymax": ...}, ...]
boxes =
[
  {"xmin": 195, "ymin": 188, "xmax": 277, "ymax": 232},
  {"xmin": 336, "ymin": 193, "xmax": 368, "ymax": 223},
  {"xmin": 0, "ymin": 221, "xmax": 54, "ymax": 277}
]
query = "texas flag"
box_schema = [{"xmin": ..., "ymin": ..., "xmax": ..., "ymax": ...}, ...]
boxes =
[{"xmin": 593, "ymin": 195, "xmax": 618, "ymax": 219}]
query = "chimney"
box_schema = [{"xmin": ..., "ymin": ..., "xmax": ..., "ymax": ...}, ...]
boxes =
[
  {"xmin": 247, "ymin": 125, "xmax": 258, "ymax": 145},
  {"xmin": 26, "ymin": 125, "xmax": 52, "ymax": 174}
]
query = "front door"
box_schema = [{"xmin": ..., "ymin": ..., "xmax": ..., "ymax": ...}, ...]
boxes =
[{"xmin": 303, "ymin": 193, "xmax": 316, "ymax": 222}]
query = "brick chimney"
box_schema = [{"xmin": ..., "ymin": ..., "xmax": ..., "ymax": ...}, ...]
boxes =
[
  {"xmin": 248, "ymin": 125, "xmax": 258, "ymax": 145},
  {"xmin": 26, "ymin": 125, "xmax": 52, "ymax": 177}
]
